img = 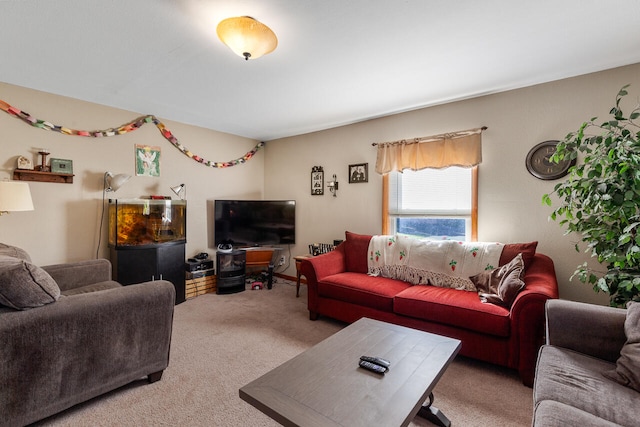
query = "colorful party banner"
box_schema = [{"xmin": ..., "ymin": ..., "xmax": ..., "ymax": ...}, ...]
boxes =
[{"xmin": 0, "ymin": 99, "xmax": 264, "ymax": 168}]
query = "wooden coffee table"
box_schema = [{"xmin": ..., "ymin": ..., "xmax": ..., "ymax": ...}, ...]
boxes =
[{"xmin": 240, "ymin": 317, "xmax": 461, "ymax": 427}]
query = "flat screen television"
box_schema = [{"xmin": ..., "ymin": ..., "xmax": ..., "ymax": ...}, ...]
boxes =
[{"xmin": 214, "ymin": 200, "xmax": 296, "ymax": 247}]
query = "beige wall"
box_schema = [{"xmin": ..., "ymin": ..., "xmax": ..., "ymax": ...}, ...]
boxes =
[
  {"xmin": 1, "ymin": 83, "xmax": 264, "ymax": 265},
  {"xmin": 265, "ymin": 63, "xmax": 640, "ymax": 305},
  {"xmin": 4, "ymin": 63, "xmax": 640, "ymax": 304}
]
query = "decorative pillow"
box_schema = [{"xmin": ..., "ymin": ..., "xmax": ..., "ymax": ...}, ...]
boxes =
[
  {"xmin": 0, "ymin": 255, "xmax": 60, "ymax": 310},
  {"xmin": 470, "ymin": 253, "xmax": 525, "ymax": 307},
  {"xmin": 344, "ymin": 231, "xmax": 372, "ymax": 274},
  {"xmin": 603, "ymin": 302, "xmax": 640, "ymax": 392},
  {"xmin": 0, "ymin": 242, "xmax": 32, "ymax": 262},
  {"xmin": 499, "ymin": 241, "xmax": 537, "ymax": 269}
]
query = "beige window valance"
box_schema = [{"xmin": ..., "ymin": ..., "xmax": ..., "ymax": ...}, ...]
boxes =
[{"xmin": 373, "ymin": 126, "xmax": 486, "ymax": 174}]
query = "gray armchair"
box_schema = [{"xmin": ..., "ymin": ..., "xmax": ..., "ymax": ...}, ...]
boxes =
[
  {"xmin": 533, "ymin": 299, "xmax": 637, "ymax": 426},
  {"xmin": 0, "ymin": 256, "xmax": 175, "ymax": 427}
]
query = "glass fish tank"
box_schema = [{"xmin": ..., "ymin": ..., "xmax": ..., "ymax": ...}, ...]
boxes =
[{"xmin": 108, "ymin": 198, "xmax": 186, "ymax": 247}]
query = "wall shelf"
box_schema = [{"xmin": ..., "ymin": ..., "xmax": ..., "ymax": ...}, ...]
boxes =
[{"xmin": 13, "ymin": 169, "xmax": 74, "ymax": 184}]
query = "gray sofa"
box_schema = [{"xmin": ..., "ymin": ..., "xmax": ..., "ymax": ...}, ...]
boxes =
[
  {"xmin": 0, "ymin": 245, "xmax": 175, "ymax": 427},
  {"xmin": 533, "ymin": 299, "xmax": 638, "ymax": 426}
]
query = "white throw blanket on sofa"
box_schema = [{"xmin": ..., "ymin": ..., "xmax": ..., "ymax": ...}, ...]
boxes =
[{"xmin": 367, "ymin": 235, "xmax": 504, "ymax": 291}]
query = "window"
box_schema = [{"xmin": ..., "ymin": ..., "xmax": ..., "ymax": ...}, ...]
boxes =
[{"xmin": 383, "ymin": 166, "xmax": 477, "ymax": 241}]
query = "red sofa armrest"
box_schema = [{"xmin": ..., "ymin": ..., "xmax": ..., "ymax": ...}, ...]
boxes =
[
  {"xmin": 509, "ymin": 253, "xmax": 559, "ymax": 386},
  {"xmin": 301, "ymin": 244, "xmax": 347, "ymax": 317}
]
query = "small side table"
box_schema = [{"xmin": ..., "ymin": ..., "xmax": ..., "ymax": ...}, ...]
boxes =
[{"xmin": 294, "ymin": 254, "xmax": 313, "ymax": 297}]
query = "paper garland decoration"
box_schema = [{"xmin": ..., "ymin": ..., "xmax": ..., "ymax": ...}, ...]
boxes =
[{"xmin": 0, "ymin": 99, "xmax": 264, "ymax": 168}]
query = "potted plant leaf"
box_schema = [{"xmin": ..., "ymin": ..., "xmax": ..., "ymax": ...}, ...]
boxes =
[{"xmin": 542, "ymin": 85, "xmax": 640, "ymax": 307}]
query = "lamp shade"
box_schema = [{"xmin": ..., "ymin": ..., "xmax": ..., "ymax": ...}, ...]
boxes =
[
  {"xmin": 104, "ymin": 172, "xmax": 131, "ymax": 192},
  {"xmin": 217, "ymin": 16, "xmax": 277, "ymax": 60},
  {"xmin": 0, "ymin": 181, "xmax": 34, "ymax": 213},
  {"xmin": 170, "ymin": 183, "xmax": 186, "ymax": 200}
]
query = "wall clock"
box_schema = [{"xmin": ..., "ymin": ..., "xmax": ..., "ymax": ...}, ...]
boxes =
[{"xmin": 525, "ymin": 140, "xmax": 575, "ymax": 180}]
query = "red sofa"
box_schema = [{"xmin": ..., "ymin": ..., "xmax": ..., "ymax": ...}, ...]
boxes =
[{"xmin": 300, "ymin": 232, "xmax": 559, "ymax": 386}]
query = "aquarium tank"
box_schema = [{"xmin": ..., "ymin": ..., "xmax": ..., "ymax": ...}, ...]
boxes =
[{"xmin": 108, "ymin": 198, "xmax": 186, "ymax": 246}]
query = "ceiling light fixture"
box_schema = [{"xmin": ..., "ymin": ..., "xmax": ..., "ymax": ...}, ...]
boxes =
[{"xmin": 216, "ymin": 16, "xmax": 277, "ymax": 61}]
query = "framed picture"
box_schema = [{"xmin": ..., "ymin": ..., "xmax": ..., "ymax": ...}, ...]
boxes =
[
  {"xmin": 50, "ymin": 158, "xmax": 73, "ymax": 174},
  {"xmin": 348, "ymin": 163, "xmax": 368, "ymax": 183},
  {"xmin": 311, "ymin": 166, "xmax": 324, "ymax": 195},
  {"xmin": 135, "ymin": 145, "xmax": 161, "ymax": 177}
]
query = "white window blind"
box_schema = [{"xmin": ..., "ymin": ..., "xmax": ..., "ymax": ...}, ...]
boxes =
[{"xmin": 388, "ymin": 167, "xmax": 472, "ymax": 216}]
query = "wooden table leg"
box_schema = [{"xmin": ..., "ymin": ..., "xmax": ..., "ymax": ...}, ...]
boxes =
[
  {"xmin": 294, "ymin": 255, "xmax": 312, "ymax": 298},
  {"xmin": 417, "ymin": 393, "xmax": 451, "ymax": 427},
  {"xmin": 296, "ymin": 261, "xmax": 302, "ymax": 297}
]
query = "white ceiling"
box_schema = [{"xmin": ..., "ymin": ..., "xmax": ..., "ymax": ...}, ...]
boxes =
[{"xmin": 2, "ymin": 0, "xmax": 640, "ymax": 141}]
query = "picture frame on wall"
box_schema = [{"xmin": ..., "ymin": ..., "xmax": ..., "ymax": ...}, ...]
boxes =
[
  {"xmin": 311, "ymin": 166, "xmax": 324, "ymax": 195},
  {"xmin": 348, "ymin": 163, "xmax": 368, "ymax": 183},
  {"xmin": 135, "ymin": 145, "xmax": 161, "ymax": 177},
  {"xmin": 50, "ymin": 158, "xmax": 73, "ymax": 174}
]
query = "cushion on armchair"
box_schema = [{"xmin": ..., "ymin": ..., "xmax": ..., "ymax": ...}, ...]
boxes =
[
  {"xmin": 603, "ymin": 302, "xmax": 640, "ymax": 392},
  {"xmin": 0, "ymin": 255, "xmax": 60, "ymax": 310},
  {"xmin": 0, "ymin": 242, "xmax": 32, "ymax": 262},
  {"xmin": 62, "ymin": 280, "xmax": 122, "ymax": 296}
]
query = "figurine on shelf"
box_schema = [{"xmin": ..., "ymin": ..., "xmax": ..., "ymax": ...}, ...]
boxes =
[
  {"xmin": 35, "ymin": 149, "xmax": 50, "ymax": 172},
  {"xmin": 16, "ymin": 156, "xmax": 33, "ymax": 170}
]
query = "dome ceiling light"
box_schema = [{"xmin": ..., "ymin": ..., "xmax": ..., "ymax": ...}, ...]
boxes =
[{"xmin": 216, "ymin": 16, "xmax": 278, "ymax": 61}]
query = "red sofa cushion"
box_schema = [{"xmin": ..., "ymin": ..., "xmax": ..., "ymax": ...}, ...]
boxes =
[
  {"xmin": 318, "ymin": 272, "xmax": 410, "ymax": 312},
  {"xmin": 499, "ymin": 241, "xmax": 537, "ymax": 268},
  {"xmin": 393, "ymin": 285, "xmax": 511, "ymax": 337},
  {"xmin": 344, "ymin": 231, "xmax": 372, "ymax": 274}
]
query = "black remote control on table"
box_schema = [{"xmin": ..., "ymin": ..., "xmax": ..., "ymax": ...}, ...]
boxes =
[
  {"xmin": 360, "ymin": 355, "xmax": 391, "ymax": 369},
  {"xmin": 358, "ymin": 359, "xmax": 388, "ymax": 374}
]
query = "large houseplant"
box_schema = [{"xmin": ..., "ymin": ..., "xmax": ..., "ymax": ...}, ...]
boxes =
[{"xmin": 543, "ymin": 85, "xmax": 640, "ymax": 307}]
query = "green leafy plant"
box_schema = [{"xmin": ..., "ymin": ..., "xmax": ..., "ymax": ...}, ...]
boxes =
[{"xmin": 542, "ymin": 85, "xmax": 640, "ymax": 307}]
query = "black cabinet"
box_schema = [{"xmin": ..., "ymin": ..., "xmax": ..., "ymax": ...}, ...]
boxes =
[
  {"xmin": 110, "ymin": 242, "xmax": 186, "ymax": 304},
  {"xmin": 216, "ymin": 250, "xmax": 246, "ymax": 294}
]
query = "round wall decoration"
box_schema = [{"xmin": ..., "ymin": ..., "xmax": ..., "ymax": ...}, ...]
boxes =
[{"xmin": 525, "ymin": 140, "xmax": 575, "ymax": 180}]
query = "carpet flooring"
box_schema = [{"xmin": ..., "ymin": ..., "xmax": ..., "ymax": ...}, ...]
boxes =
[{"xmin": 32, "ymin": 279, "xmax": 532, "ymax": 426}]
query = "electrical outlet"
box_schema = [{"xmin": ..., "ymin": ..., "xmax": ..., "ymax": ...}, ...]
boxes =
[{"xmin": 278, "ymin": 256, "xmax": 286, "ymax": 266}]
